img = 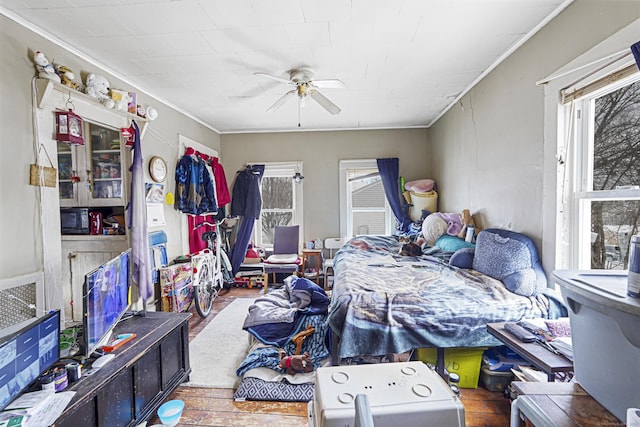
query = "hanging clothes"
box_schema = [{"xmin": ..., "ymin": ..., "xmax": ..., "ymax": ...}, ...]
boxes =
[
  {"xmin": 230, "ymin": 164, "xmax": 264, "ymax": 275},
  {"xmin": 212, "ymin": 157, "xmax": 231, "ymax": 208},
  {"xmin": 127, "ymin": 120, "xmax": 153, "ymax": 301},
  {"xmin": 175, "ymin": 154, "xmax": 217, "ymax": 215},
  {"xmin": 187, "ymin": 213, "xmax": 217, "ymax": 253},
  {"xmin": 230, "ymin": 165, "xmax": 262, "ymax": 219}
]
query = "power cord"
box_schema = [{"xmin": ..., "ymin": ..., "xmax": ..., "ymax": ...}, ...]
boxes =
[{"xmin": 1, "ymin": 290, "xmax": 41, "ymax": 313}]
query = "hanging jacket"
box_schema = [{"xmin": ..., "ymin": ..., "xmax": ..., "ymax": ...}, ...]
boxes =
[
  {"xmin": 230, "ymin": 166, "xmax": 261, "ymax": 219},
  {"xmin": 175, "ymin": 155, "xmax": 217, "ymax": 215},
  {"xmin": 212, "ymin": 157, "xmax": 231, "ymax": 207}
]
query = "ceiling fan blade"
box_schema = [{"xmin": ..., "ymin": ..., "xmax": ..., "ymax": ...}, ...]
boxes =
[
  {"xmin": 254, "ymin": 72, "xmax": 292, "ymax": 85},
  {"xmin": 309, "ymin": 90, "xmax": 341, "ymax": 115},
  {"xmin": 267, "ymin": 90, "xmax": 296, "ymax": 112},
  {"xmin": 310, "ymin": 79, "xmax": 346, "ymax": 89}
]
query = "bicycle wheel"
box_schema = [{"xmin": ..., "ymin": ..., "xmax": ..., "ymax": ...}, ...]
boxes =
[{"xmin": 193, "ymin": 254, "xmax": 215, "ymax": 317}]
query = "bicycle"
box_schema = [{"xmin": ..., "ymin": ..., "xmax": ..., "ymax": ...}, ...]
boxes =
[{"xmin": 190, "ymin": 217, "xmax": 234, "ymax": 317}]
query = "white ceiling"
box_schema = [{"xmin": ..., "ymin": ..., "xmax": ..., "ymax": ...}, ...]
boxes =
[{"xmin": 2, "ymin": 0, "xmax": 571, "ymax": 134}]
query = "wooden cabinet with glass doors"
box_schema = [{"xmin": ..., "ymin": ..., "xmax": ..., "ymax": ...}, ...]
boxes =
[{"xmin": 58, "ymin": 122, "xmax": 128, "ymax": 207}]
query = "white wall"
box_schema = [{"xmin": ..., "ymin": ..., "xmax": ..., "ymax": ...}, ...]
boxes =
[
  {"xmin": 428, "ymin": 0, "xmax": 640, "ymax": 276},
  {"xmin": 0, "ymin": 14, "xmax": 221, "ymax": 314}
]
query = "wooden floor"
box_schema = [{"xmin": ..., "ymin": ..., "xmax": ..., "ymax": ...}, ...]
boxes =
[{"xmin": 149, "ymin": 286, "xmax": 512, "ymax": 427}]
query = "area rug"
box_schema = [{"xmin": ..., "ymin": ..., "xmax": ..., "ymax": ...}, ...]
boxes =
[{"xmin": 184, "ymin": 298, "xmax": 254, "ymax": 389}]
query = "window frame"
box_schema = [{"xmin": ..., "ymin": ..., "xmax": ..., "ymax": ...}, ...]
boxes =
[
  {"xmin": 339, "ymin": 159, "xmax": 394, "ymax": 238},
  {"xmin": 253, "ymin": 161, "xmax": 304, "ymax": 249},
  {"xmin": 563, "ymin": 72, "xmax": 640, "ymax": 269}
]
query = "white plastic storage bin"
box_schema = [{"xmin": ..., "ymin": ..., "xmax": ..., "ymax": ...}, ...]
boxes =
[
  {"xmin": 553, "ymin": 270, "xmax": 640, "ymax": 422},
  {"xmin": 308, "ymin": 361, "xmax": 465, "ymax": 427}
]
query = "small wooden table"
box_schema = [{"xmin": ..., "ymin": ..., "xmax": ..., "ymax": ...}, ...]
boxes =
[
  {"xmin": 301, "ymin": 249, "xmax": 323, "ymax": 284},
  {"xmin": 510, "ymin": 381, "xmax": 624, "ymax": 426},
  {"xmin": 487, "ymin": 322, "xmax": 573, "ymax": 381}
]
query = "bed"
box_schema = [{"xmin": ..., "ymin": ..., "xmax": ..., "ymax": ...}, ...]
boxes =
[{"xmin": 327, "ymin": 234, "xmax": 552, "ymax": 363}]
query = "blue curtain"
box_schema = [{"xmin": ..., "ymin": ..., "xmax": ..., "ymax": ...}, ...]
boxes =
[
  {"xmin": 376, "ymin": 158, "xmax": 411, "ymax": 233},
  {"xmin": 632, "ymin": 41, "xmax": 640, "ymax": 70},
  {"xmin": 230, "ymin": 164, "xmax": 265, "ymax": 275}
]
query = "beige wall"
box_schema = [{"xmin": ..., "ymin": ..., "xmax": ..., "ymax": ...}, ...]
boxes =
[
  {"xmin": 221, "ymin": 129, "xmax": 429, "ymax": 242},
  {"xmin": 428, "ymin": 0, "xmax": 640, "ymax": 275},
  {"xmin": 0, "ymin": 14, "xmax": 220, "ymax": 311}
]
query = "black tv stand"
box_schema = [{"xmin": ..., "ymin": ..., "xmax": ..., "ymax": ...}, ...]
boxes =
[{"xmin": 54, "ymin": 311, "xmax": 191, "ymax": 427}]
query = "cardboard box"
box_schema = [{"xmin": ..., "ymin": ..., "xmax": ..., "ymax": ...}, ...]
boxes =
[
  {"xmin": 554, "ymin": 270, "xmax": 640, "ymax": 422},
  {"xmin": 159, "ymin": 263, "xmax": 193, "ymax": 313},
  {"xmin": 415, "ymin": 347, "xmax": 485, "ymax": 388}
]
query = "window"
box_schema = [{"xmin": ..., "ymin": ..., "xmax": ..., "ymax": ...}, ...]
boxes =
[
  {"xmin": 564, "ymin": 71, "xmax": 640, "ymax": 270},
  {"xmin": 254, "ymin": 162, "xmax": 303, "ymax": 248},
  {"xmin": 339, "ymin": 160, "xmax": 393, "ymax": 237}
]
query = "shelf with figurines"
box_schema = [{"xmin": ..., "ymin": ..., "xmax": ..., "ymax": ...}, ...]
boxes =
[{"xmin": 32, "ymin": 50, "xmax": 157, "ymax": 132}]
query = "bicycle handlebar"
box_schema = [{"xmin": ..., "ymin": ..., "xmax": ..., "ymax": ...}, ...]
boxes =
[{"xmin": 193, "ymin": 215, "xmax": 239, "ymax": 229}]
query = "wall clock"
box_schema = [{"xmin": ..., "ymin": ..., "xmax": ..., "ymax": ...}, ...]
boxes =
[{"xmin": 149, "ymin": 156, "xmax": 167, "ymax": 182}]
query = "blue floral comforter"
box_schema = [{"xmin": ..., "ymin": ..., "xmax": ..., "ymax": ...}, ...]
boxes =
[{"xmin": 327, "ymin": 235, "xmax": 549, "ymax": 359}]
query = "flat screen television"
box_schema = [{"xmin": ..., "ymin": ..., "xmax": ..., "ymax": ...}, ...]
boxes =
[
  {"xmin": 82, "ymin": 249, "xmax": 131, "ymax": 358},
  {"xmin": 0, "ymin": 310, "xmax": 60, "ymax": 410}
]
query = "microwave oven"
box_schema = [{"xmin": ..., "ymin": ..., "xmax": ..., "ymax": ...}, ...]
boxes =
[{"xmin": 60, "ymin": 207, "xmax": 90, "ymax": 234}]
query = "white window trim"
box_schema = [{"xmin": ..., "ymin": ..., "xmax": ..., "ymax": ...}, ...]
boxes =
[
  {"xmin": 562, "ymin": 71, "xmax": 640, "ymax": 269},
  {"xmin": 339, "ymin": 159, "xmax": 394, "ymax": 238},
  {"xmin": 540, "ymin": 19, "xmax": 640, "ymax": 275},
  {"xmin": 253, "ymin": 161, "xmax": 304, "ymax": 249}
]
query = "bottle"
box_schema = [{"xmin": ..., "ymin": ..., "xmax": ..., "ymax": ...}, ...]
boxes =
[
  {"xmin": 628, "ymin": 235, "xmax": 640, "ymax": 298},
  {"xmin": 40, "ymin": 371, "xmax": 55, "ymax": 391},
  {"xmin": 465, "ymin": 225, "xmax": 475, "ymax": 243}
]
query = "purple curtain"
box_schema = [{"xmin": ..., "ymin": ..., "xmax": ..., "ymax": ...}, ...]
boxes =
[
  {"xmin": 128, "ymin": 121, "xmax": 152, "ymax": 301},
  {"xmin": 376, "ymin": 158, "xmax": 411, "ymax": 233},
  {"xmin": 230, "ymin": 164, "xmax": 264, "ymax": 275},
  {"xmin": 632, "ymin": 41, "xmax": 640, "ymax": 70}
]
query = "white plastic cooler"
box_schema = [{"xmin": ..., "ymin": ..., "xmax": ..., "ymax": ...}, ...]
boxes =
[
  {"xmin": 553, "ymin": 270, "xmax": 640, "ymax": 422},
  {"xmin": 308, "ymin": 361, "xmax": 465, "ymax": 427}
]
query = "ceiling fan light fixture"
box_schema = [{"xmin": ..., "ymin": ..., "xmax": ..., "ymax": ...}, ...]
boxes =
[{"xmin": 256, "ymin": 68, "xmax": 344, "ymax": 116}]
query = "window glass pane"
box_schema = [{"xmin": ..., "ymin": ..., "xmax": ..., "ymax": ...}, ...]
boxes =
[
  {"xmin": 353, "ymin": 211, "xmax": 386, "ymax": 236},
  {"xmin": 344, "ymin": 165, "xmax": 389, "ymax": 236},
  {"xmin": 593, "ymin": 80, "xmax": 640, "ymax": 190},
  {"xmin": 262, "ymin": 176, "xmax": 293, "ymax": 209},
  {"xmin": 352, "ymin": 180, "xmax": 385, "ymax": 208},
  {"xmin": 348, "ymin": 168, "xmax": 384, "ymax": 208},
  {"xmin": 260, "ymin": 212, "xmax": 293, "ymax": 245},
  {"xmin": 591, "ymin": 200, "xmax": 640, "ymax": 270}
]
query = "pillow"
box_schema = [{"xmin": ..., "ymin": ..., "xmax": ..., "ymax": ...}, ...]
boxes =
[
  {"xmin": 472, "ymin": 228, "xmax": 547, "ymax": 296},
  {"xmin": 265, "ymin": 254, "xmax": 299, "ymax": 264},
  {"xmin": 435, "ymin": 235, "xmax": 475, "ymax": 252},
  {"xmin": 404, "ymin": 179, "xmax": 435, "ymax": 193},
  {"xmin": 421, "ymin": 214, "xmax": 447, "ymax": 246},
  {"xmin": 449, "ymin": 247, "xmax": 475, "ymax": 269}
]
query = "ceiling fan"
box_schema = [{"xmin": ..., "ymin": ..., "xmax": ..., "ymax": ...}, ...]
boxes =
[{"xmin": 255, "ymin": 68, "xmax": 345, "ymax": 115}]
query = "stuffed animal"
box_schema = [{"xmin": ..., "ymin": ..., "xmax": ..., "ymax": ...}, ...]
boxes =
[
  {"xmin": 55, "ymin": 64, "xmax": 81, "ymax": 90},
  {"xmin": 33, "ymin": 51, "xmax": 61, "ymax": 82},
  {"xmin": 110, "ymin": 89, "xmax": 131, "ymax": 111},
  {"xmin": 279, "ymin": 352, "xmax": 313, "ymax": 375},
  {"xmin": 84, "ymin": 73, "xmax": 115, "ymax": 109}
]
